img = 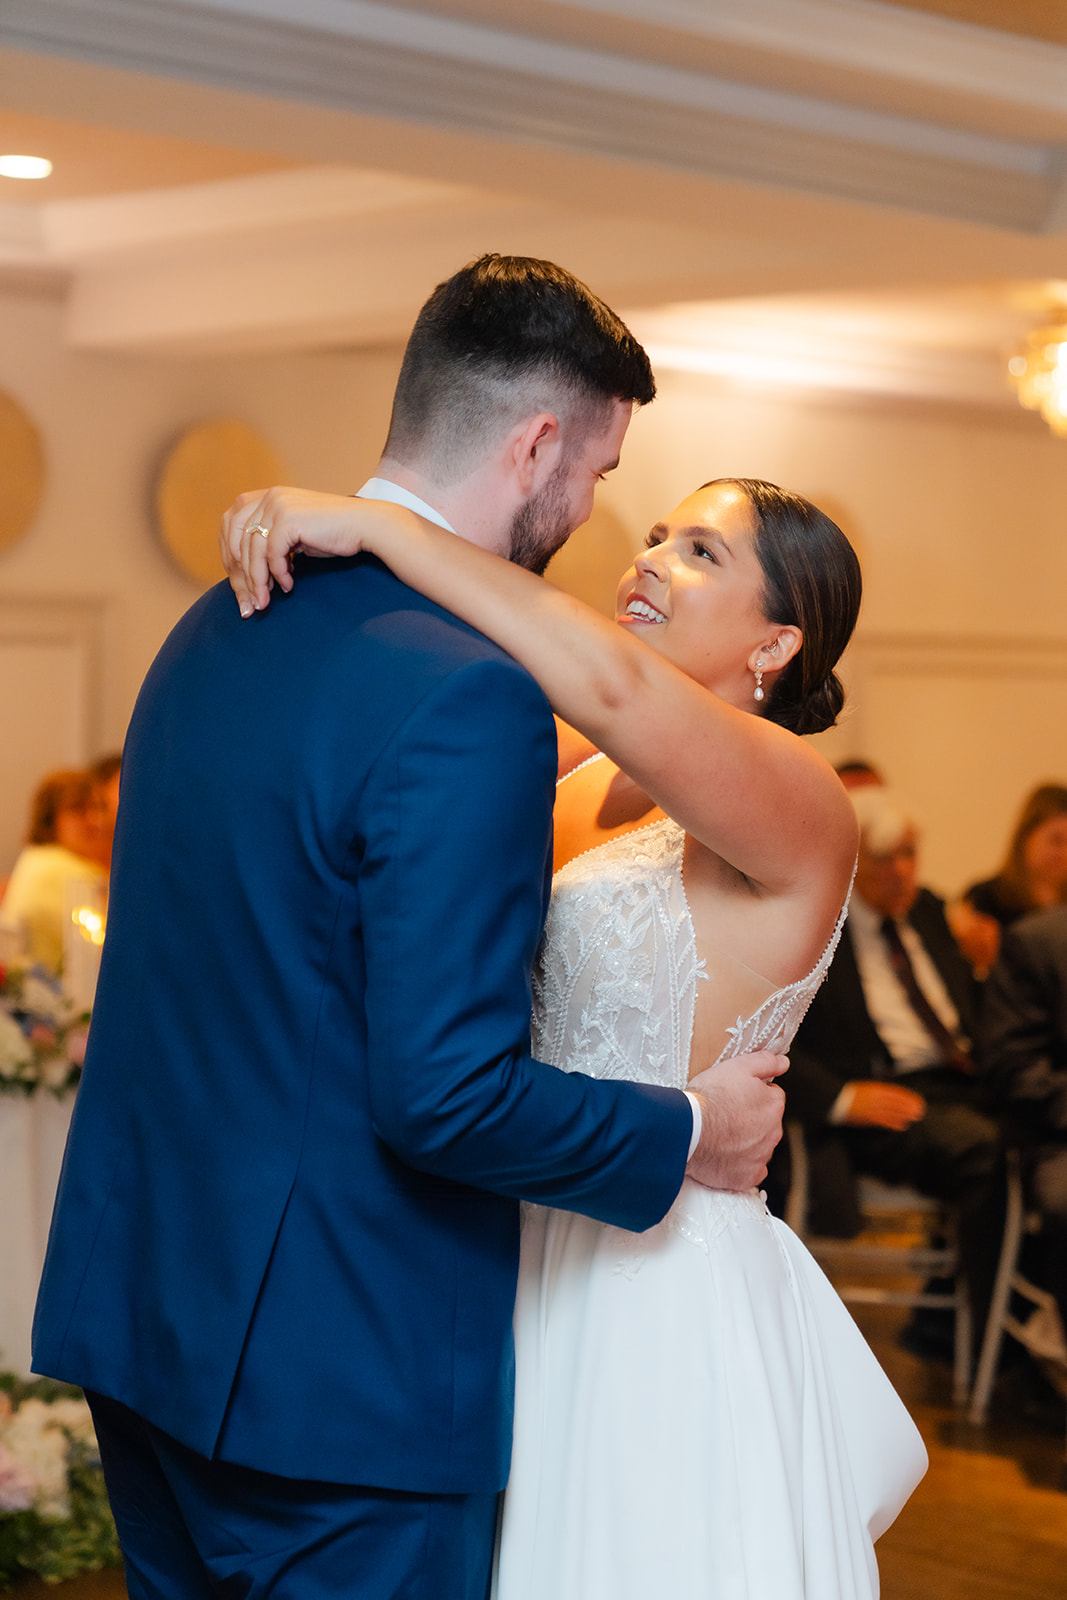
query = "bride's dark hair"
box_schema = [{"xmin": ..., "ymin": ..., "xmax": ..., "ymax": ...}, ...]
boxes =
[{"xmin": 700, "ymin": 478, "xmax": 862, "ymax": 737}]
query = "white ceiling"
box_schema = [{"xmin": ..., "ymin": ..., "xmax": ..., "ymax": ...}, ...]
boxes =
[{"xmin": 1, "ymin": 0, "xmax": 1066, "ymax": 409}]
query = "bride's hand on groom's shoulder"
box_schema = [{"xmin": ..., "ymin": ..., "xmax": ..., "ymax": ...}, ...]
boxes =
[
  {"xmin": 685, "ymin": 1051, "xmax": 788, "ymax": 1193},
  {"xmin": 219, "ymin": 487, "xmax": 367, "ymax": 618}
]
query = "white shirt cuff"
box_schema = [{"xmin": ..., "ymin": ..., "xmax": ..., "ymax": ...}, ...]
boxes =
[{"xmin": 684, "ymin": 1090, "xmax": 702, "ymax": 1160}]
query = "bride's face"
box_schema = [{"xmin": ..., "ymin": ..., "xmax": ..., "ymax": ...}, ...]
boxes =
[{"xmin": 614, "ymin": 483, "xmax": 774, "ymax": 705}]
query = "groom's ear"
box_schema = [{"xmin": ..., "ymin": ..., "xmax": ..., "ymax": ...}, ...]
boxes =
[{"xmin": 509, "ymin": 412, "xmax": 563, "ymax": 494}]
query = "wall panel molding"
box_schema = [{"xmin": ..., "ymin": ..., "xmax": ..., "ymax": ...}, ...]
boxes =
[
  {"xmin": 0, "ymin": 598, "xmax": 109, "ymax": 875},
  {"xmin": 821, "ymin": 628, "xmax": 1067, "ymax": 897},
  {"xmin": 0, "ymin": 597, "xmax": 108, "ymax": 751},
  {"xmin": 853, "ymin": 630, "xmax": 1067, "ymax": 679}
]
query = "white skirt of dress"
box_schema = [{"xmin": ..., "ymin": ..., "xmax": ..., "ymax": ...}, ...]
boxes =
[{"xmin": 492, "ymin": 1181, "xmax": 928, "ymax": 1600}]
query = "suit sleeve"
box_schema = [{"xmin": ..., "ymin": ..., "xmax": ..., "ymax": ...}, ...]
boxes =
[
  {"xmin": 357, "ymin": 654, "xmax": 692, "ymax": 1231},
  {"xmin": 982, "ymin": 926, "xmax": 1067, "ymax": 1136}
]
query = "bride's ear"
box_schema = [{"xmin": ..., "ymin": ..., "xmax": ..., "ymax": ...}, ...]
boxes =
[{"xmin": 748, "ymin": 628, "xmax": 802, "ymax": 676}]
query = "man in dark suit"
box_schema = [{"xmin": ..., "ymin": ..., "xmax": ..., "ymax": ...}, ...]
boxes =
[
  {"xmin": 982, "ymin": 904, "xmax": 1067, "ymax": 1345},
  {"xmin": 33, "ymin": 256, "xmax": 785, "ymax": 1599},
  {"xmin": 778, "ymin": 785, "xmax": 1003, "ymax": 1333}
]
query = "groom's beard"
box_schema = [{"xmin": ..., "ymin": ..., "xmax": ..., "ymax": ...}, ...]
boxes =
[{"xmin": 507, "ymin": 460, "xmax": 574, "ymax": 575}]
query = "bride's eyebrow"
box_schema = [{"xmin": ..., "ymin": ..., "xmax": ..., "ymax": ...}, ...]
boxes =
[
  {"xmin": 682, "ymin": 523, "xmax": 732, "ymax": 558},
  {"xmin": 645, "ymin": 521, "xmax": 731, "ymax": 556}
]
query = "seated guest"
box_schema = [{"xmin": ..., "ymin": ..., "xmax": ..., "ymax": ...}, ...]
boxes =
[
  {"xmin": 835, "ymin": 758, "xmax": 885, "ymax": 792},
  {"xmin": 982, "ymin": 905, "xmax": 1067, "ymax": 1355},
  {"xmin": 0, "ymin": 769, "xmax": 109, "ymax": 973},
  {"xmin": 775, "ymin": 785, "xmax": 1004, "ymax": 1337},
  {"xmin": 954, "ymin": 784, "xmax": 1067, "ymax": 977}
]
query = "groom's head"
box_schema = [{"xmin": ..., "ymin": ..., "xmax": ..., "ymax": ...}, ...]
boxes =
[{"xmin": 381, "ymin": 255, "xmax": 655, "ymax": 571}]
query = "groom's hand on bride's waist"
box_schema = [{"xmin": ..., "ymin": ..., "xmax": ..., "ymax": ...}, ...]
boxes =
[{"xmin": 684, "ymin": 1051, "xmax": 788, "ymax": 1193}]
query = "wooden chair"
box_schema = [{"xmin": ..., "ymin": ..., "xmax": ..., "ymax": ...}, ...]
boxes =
[
  {"xmin": 785, "ymin": 1121, "xmax": 973, "ymax": 1403},
  {"xmin": 968, "ymin": 1149, "xmax": 1067, "ymax": 1452}
]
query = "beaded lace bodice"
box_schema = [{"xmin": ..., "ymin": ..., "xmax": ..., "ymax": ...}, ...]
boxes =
[{"xmin": 532, "ymin": 814, "xmax": 850, "ymax": 1091}]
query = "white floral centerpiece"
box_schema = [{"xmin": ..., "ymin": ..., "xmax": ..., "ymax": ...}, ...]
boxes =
[
  {"xmin": 0, "ymin": 964, "xmax": 88, "ymax": 1099},
  {"xmin": 0, "ymin": 1376, "xmax": 120, "ymax": 1586}
]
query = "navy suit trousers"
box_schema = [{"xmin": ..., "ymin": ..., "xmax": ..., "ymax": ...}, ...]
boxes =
[{"xmin": 87, "ymin": 1393, "xmax": 498, "ymax": 1600}]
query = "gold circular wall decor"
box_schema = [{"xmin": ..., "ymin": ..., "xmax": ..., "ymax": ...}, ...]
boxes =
[
  {"xmin": 155, "ymin": 418, "xmax": 286, "ymax": 588},
  {"xmin": 0, "ymin": 387, "xmax": 45, "ymax": 553}
]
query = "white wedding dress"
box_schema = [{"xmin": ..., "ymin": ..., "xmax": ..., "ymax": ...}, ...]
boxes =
[{"xmin": 493, "ymin": 811, "xmax": 927, "ymax": 1600}]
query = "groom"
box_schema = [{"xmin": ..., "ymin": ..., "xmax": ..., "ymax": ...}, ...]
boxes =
[{"xmin": 33, "ymin": 255, "xmax": 786, "ymax": 1598}]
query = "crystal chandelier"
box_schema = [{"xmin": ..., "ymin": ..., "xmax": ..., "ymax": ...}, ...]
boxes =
[{"xmin": 1008, "ymin": 320, "xmax": 1067, "ymax": 437}]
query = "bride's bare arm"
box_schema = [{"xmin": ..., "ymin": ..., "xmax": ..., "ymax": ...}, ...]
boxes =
[{"xmin": 221, "ymin": 488, "xmax": 854, "ymax": 895}]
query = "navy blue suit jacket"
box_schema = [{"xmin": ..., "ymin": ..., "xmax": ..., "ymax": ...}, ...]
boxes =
[{"xmin": 33, "ymin": 557, "xmax": 690, "ymax": 1492}]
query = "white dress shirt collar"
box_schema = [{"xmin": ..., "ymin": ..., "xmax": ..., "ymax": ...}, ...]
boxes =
[{"xmin": 356, "ymin": 478, "xmax": 456, "ymax": 534}]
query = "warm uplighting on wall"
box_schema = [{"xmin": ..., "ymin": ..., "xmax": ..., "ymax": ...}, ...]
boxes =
[
  {"xmin": 0, "ymin": 155, "xmax": 53, "ymax": 180},
  {"xmin": 1007, "ymin": 318, "xmax": 1067, "ymax": 438}
]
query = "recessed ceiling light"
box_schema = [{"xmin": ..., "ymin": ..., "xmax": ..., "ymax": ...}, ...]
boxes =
[{"xmin": 0, "ymin": 155, "xmax": 53, "ymax": 180}]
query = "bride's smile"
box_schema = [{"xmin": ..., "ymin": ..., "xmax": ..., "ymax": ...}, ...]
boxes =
[{"xmin": 620, "ymin": 595, "xmax": 667, "ymax": 624}]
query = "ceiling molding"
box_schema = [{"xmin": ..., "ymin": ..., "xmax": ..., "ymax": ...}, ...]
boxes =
[
  {"xmin": 1, "ymin": 0, "xmax": 1062, "ymax": 231},
  {"xmin": 0, "ymin": 205, "xmax": 45, "ymax": 260},
  {"xmin": 883, "ymin": 0, "xmax": 1067, "ymax": 50},
  {"xmin": 641, "ymin": 336, "xmax": 1011, "ymax": 409},
  {"xmin": 140, "ymin": 0, "xmax": 1067, "ymax": 124},
  {"xmin": 408, "ymin": 0, "xmax": 1067, "ymax": 138},
  {"xmin": 0, "ymin": 0, "xmax": 1064, "ymax": 376},
  {"xmin": 592, "ymin": 0, "xmax": 1067, "ymax": 111},
  {"xmin": 629, "ymin": 291, "xmax": 1027, "ymax": 410},
  {"xmin": 39, "ymin": 167, "xmax": 482, "ymax": 260},
  {"xmin": 55, "ymin": 199, "xmax": 806, "ymax": 354}
]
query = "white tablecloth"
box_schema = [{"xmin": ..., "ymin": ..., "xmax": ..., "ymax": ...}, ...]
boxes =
[{"xmin": 0, "ymin": 1093, "xmax": 73, "ymax": 1376}]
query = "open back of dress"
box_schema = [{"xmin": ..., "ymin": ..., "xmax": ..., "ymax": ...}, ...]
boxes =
[{"xmin": 533, "ymin": 815, "xmax": 847, "ymax": 1087}]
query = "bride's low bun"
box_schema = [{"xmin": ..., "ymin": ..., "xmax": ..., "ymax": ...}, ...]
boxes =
[
  {"xmin": 769, "ymin": 669, "xmax": 845, "ymax": 737},
  {"xmin": 701, "ymin": 478, "xmax": 861, "ymax": 738}
]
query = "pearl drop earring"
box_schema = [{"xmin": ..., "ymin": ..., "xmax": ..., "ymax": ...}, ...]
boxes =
[{"xmin": 753, "ymin": 658, "xmax": 765, "ymax": 702}]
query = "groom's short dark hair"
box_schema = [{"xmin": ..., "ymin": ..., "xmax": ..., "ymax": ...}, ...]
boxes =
[{"xmin": 383, "ymin": 254, "xmax": 655, "ymax": 483}]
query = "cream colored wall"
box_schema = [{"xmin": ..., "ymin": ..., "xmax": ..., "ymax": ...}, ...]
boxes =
[
  {"xmin": 0, "ymin": 285, "xmax": 401, "ymax": 874},
  {"xmin": 2, "ymin": 287, "xmax": 1066, "ymax": 897}
]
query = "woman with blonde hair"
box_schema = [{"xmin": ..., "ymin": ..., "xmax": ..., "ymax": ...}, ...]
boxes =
[{"xmin": 0, "ymin": 769, "xmax": 108, "ymax": 972}]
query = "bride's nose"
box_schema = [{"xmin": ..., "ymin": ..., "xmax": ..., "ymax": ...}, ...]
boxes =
[{"xmin": 634, "ymin": 548, "xmax": 667, "ymax": 581}]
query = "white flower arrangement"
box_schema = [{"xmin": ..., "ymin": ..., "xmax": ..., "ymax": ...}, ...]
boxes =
[
  {"xmin": 0, "ymin": 963, "xmax": 88, "ymax": 1099},
  {"xmin": 0, "ymin": 1377, "xmax": 120, "ymax": 1585}
]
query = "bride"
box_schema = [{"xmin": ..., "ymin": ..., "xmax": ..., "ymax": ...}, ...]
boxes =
[{"xmin": 221, "ymin": 475, "xmax": 927, "ymax": 1598}]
